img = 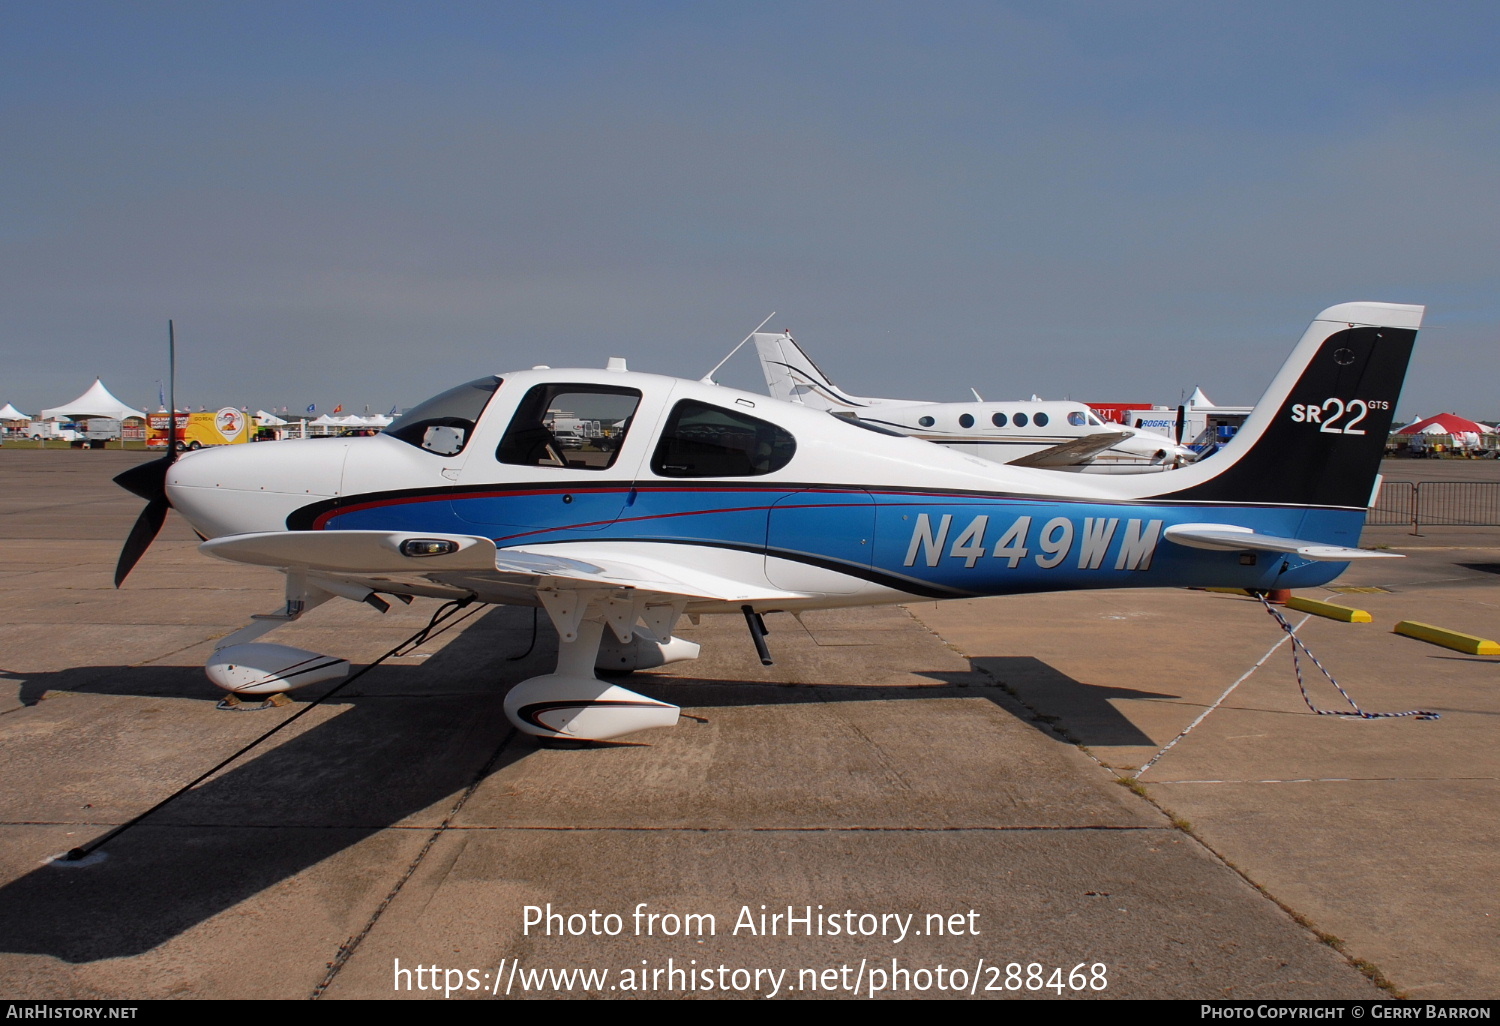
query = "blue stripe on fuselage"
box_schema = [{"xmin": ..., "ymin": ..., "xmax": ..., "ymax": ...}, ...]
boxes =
[{"xmin": 313, "ymin": 485, "xmax": 1367, "ymax": 596}]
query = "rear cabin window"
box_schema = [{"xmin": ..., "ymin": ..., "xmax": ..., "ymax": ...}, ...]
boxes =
[
  {"xmin": 651, "ymin": 400, "xmax": 796, "ymax": 478},
  {"xmin": 496, "ymin": 384, "xmax": 641, "ymax": 470}
]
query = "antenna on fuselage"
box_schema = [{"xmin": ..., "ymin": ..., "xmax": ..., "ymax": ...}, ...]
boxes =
[{"xmin": 700, "ymin": 311, "xmax": 776, "ymax": 384}]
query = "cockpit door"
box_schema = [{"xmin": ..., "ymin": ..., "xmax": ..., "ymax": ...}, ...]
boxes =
[{"xmin": 452, "ymin": 382, "xmax": 653, "ymax": 536}]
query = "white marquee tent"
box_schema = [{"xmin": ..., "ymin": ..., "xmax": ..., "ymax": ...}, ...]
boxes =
[
  {"xmin": 39, "ymin": 379, "xmax": 147, "ymax": 422},
  {"xmin": 306, "ymin": 413, "xmax": 394, "ymax": 435}
]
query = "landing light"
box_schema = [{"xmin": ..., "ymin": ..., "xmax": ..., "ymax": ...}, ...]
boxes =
[{"xmin": 400, "ymin": 539, "xmax": 460, "ymax": 557}]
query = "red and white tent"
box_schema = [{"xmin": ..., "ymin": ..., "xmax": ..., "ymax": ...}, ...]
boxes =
[{"xmin": 1395, "ymin": 413, "xmax": 1494, "ymax": 447}]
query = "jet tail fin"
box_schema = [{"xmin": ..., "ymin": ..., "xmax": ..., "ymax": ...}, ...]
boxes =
[
  {"xmin": 1161, "ymin": 302, "xmax": 1422, "ymax": 509},
  {"xmin": 753, "ymin": 332, "xmax": 869, "ymax": 411}
]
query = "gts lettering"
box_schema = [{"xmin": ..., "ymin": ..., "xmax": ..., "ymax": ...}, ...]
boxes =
[
  {"xmin": 1289, "ymin": 398, "xmax": 1387, "ymax": 435},
  {"xmin": 903, "ymin": 514, "xmax": 1163, "ymax": 572}
]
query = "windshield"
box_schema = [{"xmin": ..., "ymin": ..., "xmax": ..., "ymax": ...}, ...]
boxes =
[{"xmin": 383, "ymin": 376, "xmax": 500, "ymax": 456}]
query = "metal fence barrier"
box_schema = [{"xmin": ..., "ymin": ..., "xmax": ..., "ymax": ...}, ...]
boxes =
[
  {"xmin": 1367, "ymin": 480, "xmax": 1416, "ymax": 526},
  {"xmin": 1369, "ymin": 481, "xmax": 1500, "ymax": 529}
]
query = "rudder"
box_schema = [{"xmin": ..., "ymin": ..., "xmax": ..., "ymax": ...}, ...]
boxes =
[{"xmin": 1163, "ymin": 302, "xmax": 1422, "ymax": 509}]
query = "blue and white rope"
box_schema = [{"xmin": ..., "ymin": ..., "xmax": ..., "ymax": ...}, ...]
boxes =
[{"xmin": 1257, "ymin": 593, "xmax": 1438, "ymax": 721}]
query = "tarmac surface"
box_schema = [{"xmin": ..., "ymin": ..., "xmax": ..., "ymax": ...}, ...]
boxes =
[{"xmin": 0, "ymin": 449, "xmax": 1495, "ymax": 1000}]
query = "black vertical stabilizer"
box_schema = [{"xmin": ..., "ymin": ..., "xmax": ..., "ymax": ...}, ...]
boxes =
[{"xmin": 1163, "ymin": 307, "xmax": 1419, "ymax": 509}]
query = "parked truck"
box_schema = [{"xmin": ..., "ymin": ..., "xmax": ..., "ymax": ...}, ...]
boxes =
[{"xmin": 147, "ymin": 408, "xmax": 251, "ymax": 450}]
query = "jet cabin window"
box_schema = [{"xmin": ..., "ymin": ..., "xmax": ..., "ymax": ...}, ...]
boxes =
[
  {"xmin": 496, "ymin": 384, "xmax": 641, "ymax": 470},
  {"xmin": 651, "ymin": 400, "xmax": 796, "ymax": 478},
  {"xmin": 382, "ymin": 376, "xmax": 500, "ymax": 456}
]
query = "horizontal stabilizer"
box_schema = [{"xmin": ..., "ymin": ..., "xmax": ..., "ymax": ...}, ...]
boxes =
[
  {"xmin": 1164, "ymin": 524, "xmax": 1401, "ymax": 561},
  {"xmin": 1008, "ymin": 431, "xmax": 1130, "ymax": 468}
]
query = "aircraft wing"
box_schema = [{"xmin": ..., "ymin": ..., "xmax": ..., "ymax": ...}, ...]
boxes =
[
  {"xmin": 1007, "ymin": 431, "xmax": 1131, "ymax": 468},
  {"xmin": 202, "ymin": 530, "xmax": 498, "ymax": 573},
  {"xmin": 492, "ymin": 543, "xmax": 809, "ymax": 602},
  {"xmin": 1163, "ymin": 524, "xmax": 1402, "ymax": 561},
  {"xmin": 200, "ymin": 530, "xmax": 808, "ymax": 603}
]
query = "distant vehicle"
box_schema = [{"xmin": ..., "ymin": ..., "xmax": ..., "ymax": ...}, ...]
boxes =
[
  {"xmin": 148, "ymin": 408, "xmax": 250, "ymax": 450},
  {"xmin": 552, "ymin": 430, "xmax": 586, "ymax": 449},
  {"xmin": 27, "ymin": 420, "xmax": 79, "ymax": 442}
]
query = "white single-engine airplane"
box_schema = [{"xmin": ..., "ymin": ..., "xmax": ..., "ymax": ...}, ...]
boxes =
[
  {"xmin": 113, "ymin": 302, "xmax": 1417, "ymax": 743},
  {"xmin": 753, "ymin": 330, "xmax": 1198, "ymax": 471}
]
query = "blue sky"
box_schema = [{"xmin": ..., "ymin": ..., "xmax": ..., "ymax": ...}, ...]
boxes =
[{"xmin": 2, "ymin": 1, "xmax": 1496, "ymax": 420}]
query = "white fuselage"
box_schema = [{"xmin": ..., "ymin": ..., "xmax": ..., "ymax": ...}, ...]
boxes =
[
  {"xmin": 844, "ymin": 399, "xmax": 1186, "ymax": 468},
  {"xmin": 750, "ymin": 332, "xmax": 1195, "ymax": 470}
]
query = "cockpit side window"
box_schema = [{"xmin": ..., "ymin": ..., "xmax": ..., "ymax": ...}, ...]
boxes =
[
  {"xmin": 382, "ymin": 376, "xmax": 500, "ymax": 456},
  {"xmin": 651, "ymin": 399, "xmax": 796, "ymax": 478},
  {"xmin": 496, "ymin": 384, "xmax": 641, "ymax": 470}
]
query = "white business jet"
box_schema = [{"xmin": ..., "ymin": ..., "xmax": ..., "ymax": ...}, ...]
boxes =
[
  {"xmin": 752, "ymin": 331, "xmax": 1197, "ymax": 471},
  {"xmin": 113, "ymin": 303, "xmax": 1417, "ymax": 743}
]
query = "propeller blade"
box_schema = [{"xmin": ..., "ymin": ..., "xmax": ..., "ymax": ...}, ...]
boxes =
[
  {"xmin": 113, "ymin": 454, "xmax": 172, "ymax": 502},
  {"xmin": 113, "ymin": 319, "xmax": 183, "ymax": 588},
  {"xmin": 115, "ymin": 495, "xmax": 170, "ymax": 587}
]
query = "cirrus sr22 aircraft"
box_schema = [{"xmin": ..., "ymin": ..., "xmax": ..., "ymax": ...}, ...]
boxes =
[{"xmin": 113, "ymin": 302, "xmax": 1418, "ymax": 743}]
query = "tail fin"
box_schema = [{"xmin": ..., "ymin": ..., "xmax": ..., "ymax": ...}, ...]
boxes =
[
  {"xmin": 1159, "ymin": 302, "xmax": 1422, "ymax": 509},
  {"xmin": 753, "ymin": 332, "xmax": 870, "ymax": 411}
]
